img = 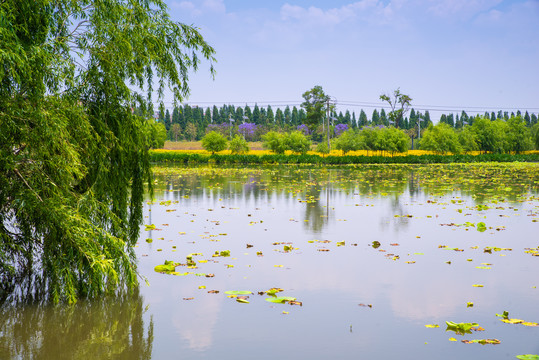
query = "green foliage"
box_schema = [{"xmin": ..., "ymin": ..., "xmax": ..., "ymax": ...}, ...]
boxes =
[
  {"xmin": 361, "ymin": 127, "xmax": 380, "ymax": 152},
  {"xmin": 333, "ymin": 129, "xmax": 363, "ymax": 154},
  {"xmin": 376, "ymin": 127, "xmax": 410, "ymax": 154},
  {"xmin": 229, "ymin": 135, "xmax": 249, "ymax": 154},
  {"xmin": 262, "ymin": 131, "xmax": 287, "ymax": 154},
  {"xmin": 301, "ymin": 86, "xmax": 330, "ymax": 132},
  {"xmin": 420, "ymin": 123, "xmax": 462, "ymax": 154},
  {"xmin": 0, "ymin": 0, "xmax": 214, "ymax": 303},
  {"xmin": 201, "ymin": 131, "xmax": 228, "ymax": 154},
  {"xmin": 144, "ymin": 120, "xmax": 167, "ymax": 149},
  {"xmin": 532, "ymin": 123, "xmax": 539, "ymax": 150},
  {"xmin": 506, "ymin": 116, "xmax": 533, "ymax": 153},
  {"xmin": 470, "ymin": 117, "xmax": 509, "ymax": 153},
  {"xmin": 458, "ymin": 126, "xmax": 479, "ymax": 153},
  {"xmin": 150, "ymin": 151, "xmax": 539, "ymax": 165},
  {"xmin": 379, "ymin": 88, "xmax": 412, "ymax": 128},
  {"xmin": 316, "ymin": 141, "xmax": 330, "ymax": 154},
  {"xmin": 285, "ymin": 131, "xmax": 311, "ymax": 155}
]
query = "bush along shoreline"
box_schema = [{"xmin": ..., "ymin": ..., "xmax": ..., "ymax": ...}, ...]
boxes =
[{"xmin": 150, "ymin": 151, "xmax": 539, "ymax": 165}]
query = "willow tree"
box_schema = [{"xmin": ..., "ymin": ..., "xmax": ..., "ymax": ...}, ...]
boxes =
[{"xmin": 0, "ymin": 0, "xmax": 215, "ymax": 303}]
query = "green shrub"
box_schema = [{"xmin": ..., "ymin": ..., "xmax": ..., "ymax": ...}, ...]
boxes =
[
  {"xmin": 144, "ymin": 120, "xmax": 167, "ymax": 149},
  {"xmin": 262, "ymin": 131, "xmax": 287, "ymax": 154},
  {"xmin": 285, "ymin": 131, "xmax": 311, "ymax": 154},
  {"xmin": 316, "ymin": 141, "xmax": 329, "ymax": 154},
  {"xmin": 201, "ymin": 131, "xmax": 228, "ymax": 154},
  {"xmin": 532, "ymin": 123, "xmax": 539, "ymax": 150},
  {"xmin": 229, "ymin": 135, "xmax": 249, "ymax": 154},
  {"xmin": 506, "ymin": 116, "xmax": 533, "ymax": 153},
  {"xmin": 333, "ymin": 129, "xmax": 363, "ymax": 154},
  {"xmin": 458, "ymin": 126, "xmax": 479, "ymax": 154},
  {"xmin": 150, "ymin": 151, "xmax": 539, "ymax": 165},
  {"xmin": 376, "ymin": 127, "xmax": 409, "ymax": 154},
  {"xmin": 420, "ymin": 123, "xmax": 462, "ymax": 154}
]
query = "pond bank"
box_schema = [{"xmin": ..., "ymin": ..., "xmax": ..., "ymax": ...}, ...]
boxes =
[{"xmin": 150, "ymin": 150, "xmax": 539, "ymax": 165}]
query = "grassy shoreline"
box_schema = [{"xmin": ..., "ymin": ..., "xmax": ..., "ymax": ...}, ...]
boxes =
[{"xmin": 150, "ymin": 148, "xmax": 539, "ymax": 165}]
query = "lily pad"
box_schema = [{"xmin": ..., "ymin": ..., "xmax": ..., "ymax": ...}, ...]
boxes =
[
  {"xmin": 462, "ymin": 339, "xmax": 500, "ymax": 345},
  {"xmin": 476, "ymin": 222, "xmax": 487, "ymax": 232},
  {"xmin": 265, "ymin": 296, "xmax": 297, "ymax": 303},
  {"xmin": 154, "ymin": 260, "xmax": 180, "ymax": 273},
  {"xmin": 445, "ymin": 321, "xmax": 478, "ymax": 335},
  {"xmin": 266, "ymin": 288, "xmax": 284, "ymax": 296},
  {"xmin": 224, "ymin": 290, "xmax": 252, "ymax": 295},
  {"xmin": 516, "ymin": 355, "xmax": 539, "ymax": 360}
]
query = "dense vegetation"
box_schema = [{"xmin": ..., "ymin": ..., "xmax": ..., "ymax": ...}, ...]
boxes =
[
  {"xmin": 157, "ymin": 102, "xmax": 538, "ymax": 144},
  {"xmin": 150, "ymin": 151, "xmax": 539, "ymax": 165},
  {"xmin": 196, "ymin": 113, "xmax": 539, "ymax": 157},
  {"xmin": 0, "ymin": 0, "xmax": 214, "ymax": 303}
]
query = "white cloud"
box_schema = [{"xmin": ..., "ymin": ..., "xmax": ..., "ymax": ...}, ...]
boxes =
[
  {"xmin": 280, "ymin": 0, "xmax": 385, "ymax": 26},
  {"xmin": 202, "ymin": 0, "xmax": 226, "ymax": 13},
  {"xmin": 169, "ymin": 0, "xmax": 226, "ymax": 16},
  {"xmin": 427, "ymin": 0, "xmax": 503, "ymax": 19}
]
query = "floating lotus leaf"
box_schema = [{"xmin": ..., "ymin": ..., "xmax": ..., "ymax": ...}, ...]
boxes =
[
  {"xmin": 445, "ymin": 321, "xmax": 478, "ymax": 335},
  {"xmin": 266, "ymin": 288, "xmax": 284, "ymax": 296},
  {"xmin": 462, "ymin": 339, "xmax": 500, "ymax": 345},
  {"xmin": 476, "ymin": 222, "xmax": 487, "ymax": 232},
  {"xmin": 265, "ymin": 296, "xmax": 297, "ymax": 303},
  {"xmin": 154, "ymin": 260, "xmax": 180, "ymax": 273},
  {"xmin": 225, "ymin": 290, "xmax": 252, "ymax": 295}
]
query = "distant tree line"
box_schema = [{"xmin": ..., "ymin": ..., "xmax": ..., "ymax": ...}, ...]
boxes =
[{"xmin": 156, "ymin": 104, "xmax": 538, "ymax": 145}]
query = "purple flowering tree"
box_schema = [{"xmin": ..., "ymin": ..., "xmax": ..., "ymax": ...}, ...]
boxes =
[
  {"xmin": 334, "ymin": 123, "xmax": 348, "ymax": 137},
  {"xmin": 297, "ymin": 124, "xmax": 311, "ymax": 136},
  {"xmin": 239, "ymin": 122, "xmax": 257, "ymax": 141}
]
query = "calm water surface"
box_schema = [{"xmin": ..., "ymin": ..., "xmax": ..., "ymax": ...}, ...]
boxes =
[{"xmin": 2, "ymin": 164, "xmax": 539, "ymax": 359}]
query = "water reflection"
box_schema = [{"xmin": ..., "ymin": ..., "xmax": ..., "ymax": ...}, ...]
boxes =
[
  {"xmin": 136, "ymin": 164, "xmax": 539, "ymax": 359},
  {"xmin": 151, "ymin": 164, "xmax": 538, "ymax": 234},
  {"xmin": 0, "ymin": 290, "xmax": 153, "ymax": 360}
]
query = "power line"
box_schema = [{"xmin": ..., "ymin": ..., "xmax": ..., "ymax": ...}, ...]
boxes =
[{"xmin": 154, "ymin": 100, "xmax": 539, "ymax": 114}]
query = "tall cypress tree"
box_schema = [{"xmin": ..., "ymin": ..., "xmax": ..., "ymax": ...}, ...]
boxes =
[
  {"xmin": 291, "ymin": 106, "xmax": 299, "ymax": 127},
  {"xmin": 372, "ymin": 109, "xmax": 380, "ymax": 125},
  {"xmin": 266, "ymin": 105, "xmax": 275, "ymax": 126},
  {"xmin": 252, "ymin": 104, "xmax": 260, "ymax": 125},
  {"xmin": 380, "ymin": 108, "xmax": 388, "ymax": 126},
  {"xmin": 284, "ymin": 106, "xmax": 292, "ymax": 127},
  {"xmin": 359, "ymin": 110, "xmax": 368, "ymax": 128}
]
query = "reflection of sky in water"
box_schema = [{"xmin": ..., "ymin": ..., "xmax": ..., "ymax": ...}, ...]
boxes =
[{"xmin": 138, "ymin": 165, "xmax": 539, "ymax": 359}]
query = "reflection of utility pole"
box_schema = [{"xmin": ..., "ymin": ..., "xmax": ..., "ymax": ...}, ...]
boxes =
[{"xmin": 148, "ymin": 202, "xmax": 152, "ymax": 239}]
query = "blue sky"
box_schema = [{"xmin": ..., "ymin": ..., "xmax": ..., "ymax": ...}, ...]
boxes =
[{"xmin": 162, "ymin": 0, "xmax": 539, "ymax": 120}]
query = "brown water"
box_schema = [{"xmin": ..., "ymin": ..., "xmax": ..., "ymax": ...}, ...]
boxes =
[{"xmin": 2, "ymin": 163, "xmax": 539, "ymax": 359}]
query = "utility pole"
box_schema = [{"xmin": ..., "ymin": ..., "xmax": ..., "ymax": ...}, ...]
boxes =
[{"xmin": 326, "ymin": 97, "xmax": 331, "ymax": 151}]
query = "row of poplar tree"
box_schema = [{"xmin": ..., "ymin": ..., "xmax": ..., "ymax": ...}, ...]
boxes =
[{"xmin": 157, "ymin": 104, "xmax": 538, "ymax": 142}]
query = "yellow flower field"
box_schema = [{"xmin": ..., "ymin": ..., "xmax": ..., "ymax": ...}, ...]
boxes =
[{"xmin": 151, "ymin": 148, "xmax": 539, "ymax": 157}]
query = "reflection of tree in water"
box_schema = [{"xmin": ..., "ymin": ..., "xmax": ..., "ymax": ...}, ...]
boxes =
[
  {"xmin": 302, "ymin": 183, "xmax": 327, "ymax": 234},
  {"xmin": 149, "ymin": 164, "xmax": 539, "ymax": 230},
  {"xmin": 0, "ymin": 289, "xmax": 153, "ymax": 360}
]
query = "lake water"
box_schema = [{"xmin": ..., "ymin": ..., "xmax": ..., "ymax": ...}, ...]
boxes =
[{"xmin": 2, "ymin": 163, "xmax": 539, "ymax": 359}]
